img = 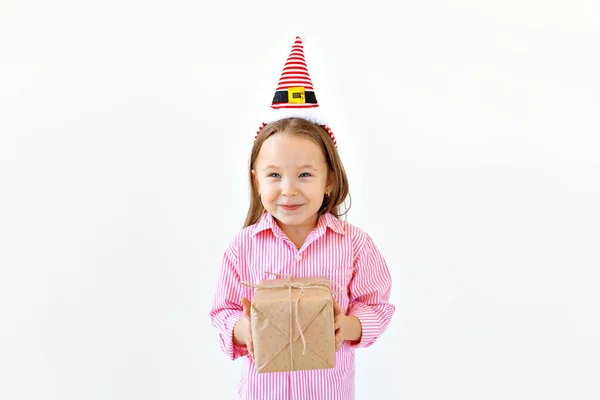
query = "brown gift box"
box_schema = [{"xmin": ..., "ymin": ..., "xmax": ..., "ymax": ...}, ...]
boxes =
[{"xmin": 250, "ymin": 276, "xmax": 336, "ymax": 373}]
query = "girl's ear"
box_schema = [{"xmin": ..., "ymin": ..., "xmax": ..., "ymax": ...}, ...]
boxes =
[{"xmin": 325, "ymin": 170, "xmax": 335, "ymax": 194}]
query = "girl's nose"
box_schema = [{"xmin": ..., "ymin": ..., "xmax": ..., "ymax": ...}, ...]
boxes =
[{"xmin": 281, "ymin": 179, "xmax": 298, "ymax": 197}]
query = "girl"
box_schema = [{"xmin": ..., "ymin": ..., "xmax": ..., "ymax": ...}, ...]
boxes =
[{"xmin": 210, "ymin": 37, "xmax": 395, "ymax": 400}]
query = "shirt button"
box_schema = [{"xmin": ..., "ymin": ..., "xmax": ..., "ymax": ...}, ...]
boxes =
[{"xmin": 296, "ymin": 254, "xmax": 302, "ymax": 261}]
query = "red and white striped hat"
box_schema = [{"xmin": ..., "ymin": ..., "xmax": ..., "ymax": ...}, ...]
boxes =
[{"xmin": 255, "ymin": 36, "xmax": 337, "ymax": 148}]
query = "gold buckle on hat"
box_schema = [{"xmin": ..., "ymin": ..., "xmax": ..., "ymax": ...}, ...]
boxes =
[{"xmin": 287, "ymin": 87, "xmax": 306, "ymax": 104}]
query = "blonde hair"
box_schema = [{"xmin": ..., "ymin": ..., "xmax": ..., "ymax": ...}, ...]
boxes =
[{"xmin": 243, "ymin": 118, "xmax": 351, "ymax": 228}]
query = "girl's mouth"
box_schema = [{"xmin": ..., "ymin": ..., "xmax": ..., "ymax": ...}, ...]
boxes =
[{"xmin": 280, "ymin": 204, "xmax": 301, "ymax": 211}]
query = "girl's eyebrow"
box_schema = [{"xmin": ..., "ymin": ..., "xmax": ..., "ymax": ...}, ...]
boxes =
[{"xmin": 298, "ymin": 164, "xmax": 318, "ymax": 170}]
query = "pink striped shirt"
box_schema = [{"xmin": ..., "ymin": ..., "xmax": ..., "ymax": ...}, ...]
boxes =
[{"xmin": 210, "ymin": 211, "xmax": 395, "ymax": 400}]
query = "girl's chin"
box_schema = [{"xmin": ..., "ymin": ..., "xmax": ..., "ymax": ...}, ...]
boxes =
[{"xmin": 273, "ymin": 209, "xmax": 319, "ymax": 226}]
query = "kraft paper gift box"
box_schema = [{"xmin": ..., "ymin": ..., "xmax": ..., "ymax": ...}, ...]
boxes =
[{"xmin": 250, "ymin": 276, "xmax": 336, "ymax": 373}]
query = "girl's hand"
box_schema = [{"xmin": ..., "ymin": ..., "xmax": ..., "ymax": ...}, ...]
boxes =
[
  {"xmin": 242, "ymin": 297, "xmax": 254, "ymax": 358},
  {"xmin": 234, "ymin": 297, "xmax": 254, "ymax": 358},
  {"xmin": 332, "ymin": 297, "xmax": 346, "ymax": 351}
]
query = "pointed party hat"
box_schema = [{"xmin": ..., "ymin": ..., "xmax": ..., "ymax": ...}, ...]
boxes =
[{"xmin": 255, "ymin": 36, "xmax": 337, "ymax": 147}]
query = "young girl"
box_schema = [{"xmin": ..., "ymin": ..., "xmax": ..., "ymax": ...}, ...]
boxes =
[{"xmin": 210, "ymin": 37, "xmax": 395, "ymax": 400}]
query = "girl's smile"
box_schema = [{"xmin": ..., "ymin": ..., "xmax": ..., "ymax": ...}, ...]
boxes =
[{"xmin": 280, "ymin": 204, "xmax": 302, "ymax": 210}]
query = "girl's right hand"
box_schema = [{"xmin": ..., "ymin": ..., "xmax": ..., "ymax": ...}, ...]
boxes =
[{"xmin": 234, "ymin": 297, "xmax": 254, "ymax": 358}]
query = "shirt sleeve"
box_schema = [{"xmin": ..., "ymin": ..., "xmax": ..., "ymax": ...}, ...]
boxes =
[
  {"xmin": 346, "ymin": 233, "xmax": 396, "ymax": 349},
  {"xmin": 209, "ymin": 243, "xmax": 249, "ymax": 360}
]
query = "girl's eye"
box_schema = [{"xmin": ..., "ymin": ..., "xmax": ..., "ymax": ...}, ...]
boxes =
[
  {"xmin": 268, "ymin": 173, "xmax": 281, "ymax": 178},
  {"xmin": 299, "ymin": 172, "xmax": 312, "ymax": 178}
]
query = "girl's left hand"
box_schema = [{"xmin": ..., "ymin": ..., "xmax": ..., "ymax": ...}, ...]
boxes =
[{"xmin": 332, "ymin": 297, "xmax": 346, "ymax": 351}]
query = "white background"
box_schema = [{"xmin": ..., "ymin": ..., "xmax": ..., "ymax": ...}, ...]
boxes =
[{"xmin": 1, "ymin": 1, "xmax": 599, "ymax": 399}]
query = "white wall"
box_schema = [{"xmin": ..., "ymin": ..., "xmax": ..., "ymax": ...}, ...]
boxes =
[{"xmin": 1, "ymin": 1, "xmax": 599, "ymax": 399}]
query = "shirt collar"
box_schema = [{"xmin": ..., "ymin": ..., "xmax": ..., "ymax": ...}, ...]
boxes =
[{"xmin": 251, "ymin": 211, "xmax": 346, "ymax": 237}]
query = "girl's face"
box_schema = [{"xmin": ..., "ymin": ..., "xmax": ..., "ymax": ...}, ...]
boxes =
[{"xmin": 252, "ymin": 133, "xmax": 333, "ymax": 234}]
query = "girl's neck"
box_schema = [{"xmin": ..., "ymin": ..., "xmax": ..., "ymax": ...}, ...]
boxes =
[{"xmin": 276, "ymin": 215, "xmax": 319, "ymax": 250}]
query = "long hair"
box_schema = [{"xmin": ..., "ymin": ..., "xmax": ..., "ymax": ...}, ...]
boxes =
[{"xmin": 243, "ymin": 118, "xmax": 351, "ymax": 228}]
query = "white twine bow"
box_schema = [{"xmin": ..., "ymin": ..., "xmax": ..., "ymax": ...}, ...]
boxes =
[{"xmin": 241, "ymin": 272, "xmax": 341, "ymax": 371}]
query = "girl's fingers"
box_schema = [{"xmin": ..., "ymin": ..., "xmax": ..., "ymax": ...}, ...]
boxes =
[
  {"xmin": 335, "ymin": 329, "xmax": 343, "ymax": 342},
  {"xmin": 242, "ymin": 297, "xmax": 253, "ymax": 356},
  {"xmin": 248, "ymin": 333, "xmax": 254, "ymax": 358},
  {"xmin": 335, "ymin": 337, "xmax": 342, "ymax": 351},
  {"xmin": 335, "ymin": 326, "xmax": 343, "ymax": 352},
  {"xmin": 332, "ymin": 297, "xmax": 342, "ymax": 315},
  {"xmin": 334, "ymin": 314, "xmax": 343, "ymax": 330},
  {"xmin": 333, "ymin": 300, "xmax": 345, "ymax": 351},
  {"xmin": 241, "ymin": 297, "xmax": 251, "ymax": 319}
]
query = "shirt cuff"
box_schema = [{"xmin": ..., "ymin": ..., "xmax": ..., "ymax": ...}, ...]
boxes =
[
  {"xmin": 346, "ymin": 302, "xmax": 381, "ymax": 348},
  {"xmin": 221, "ymin": 312, "xmax": 249, "ymax": 360}
]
